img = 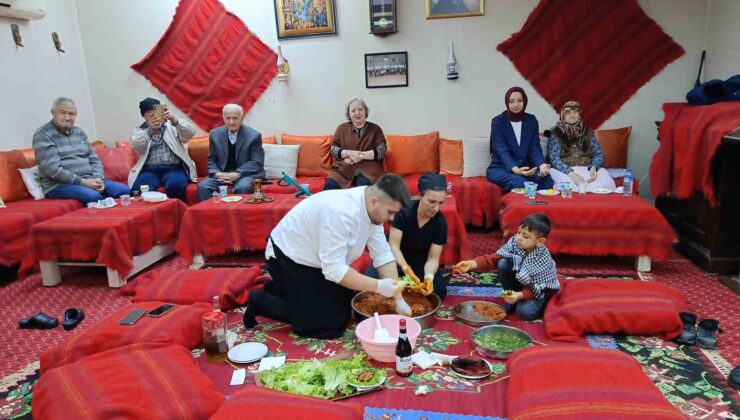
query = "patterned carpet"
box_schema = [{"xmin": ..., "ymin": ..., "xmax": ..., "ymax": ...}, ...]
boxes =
[{"xmin": 1, "ymin": 231, "xmax": 738, "ymax": 419}]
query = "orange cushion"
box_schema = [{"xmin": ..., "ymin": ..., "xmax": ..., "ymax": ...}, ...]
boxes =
[
  {"xmin": 187, "ymin": 136, "xmax": 210, "ymax": 177},
  {"xmin": 40, "ymin": 301, "xmax": 210, "ymax": 373},
  {"xmin": 90, "ymin": 140, "xmax": 105, "ymax": 151},
  {"xmin": 263, "ymin": 135, "xmax": 277, "ymax": 144},
  {"xmin": 595, "ymin": 126, "xmax": 632, "ymax": 168},
  {"xmin": 0, "ymin": 150, "xmax": 33, "ymax": 202},
  {"xmin": 20, "ymin": 148, "xmax": 36, "ymax": 165},
  {"xmin": 211, "ymin": 386, "xmax": 362, "ymax": 420},
  {"xmin": 384, "ymin": 132, "xmax": 440, "ymax": 175},
  {"xmin": 33, "ymin": 343, "xmax": 225, "ymax": 420},
  {"xmin": 439, "ymin": 138, "xmax": 463, "ymax": 175},
  {"xmin": 281, "ymin": 134, "xmax": 332, "ymax": 177},
  {"xmin": 97, "ymin": 144, "xmax": 137, "ymax": 182}
]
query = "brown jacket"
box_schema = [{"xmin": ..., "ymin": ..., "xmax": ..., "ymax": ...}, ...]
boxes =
[{"xmin": 328, "ymin": 122, "xmax": 386, "ymax": 188}]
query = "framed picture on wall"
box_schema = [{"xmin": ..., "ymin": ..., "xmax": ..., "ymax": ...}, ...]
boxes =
[
  {"xmin": 365, "ymin": 52, "xmax": 408, "ymax": 89},
  {"xmin": 274, "ymin": 0, "xmax": 337, "ymax": 40},
  {"xmin": 425, "ymin": 0, "xmax": 484, "ymax": 19}
]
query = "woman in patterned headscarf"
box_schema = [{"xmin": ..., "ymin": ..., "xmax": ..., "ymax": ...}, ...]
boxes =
[{"xmin": 547, "ymin": 101, "xmax": 616, "ymax": 192}]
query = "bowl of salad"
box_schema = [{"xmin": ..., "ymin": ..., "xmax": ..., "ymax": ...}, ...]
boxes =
[{"xmin": 471, "ymin": 325, "xmax": 532, "ymax": 359}]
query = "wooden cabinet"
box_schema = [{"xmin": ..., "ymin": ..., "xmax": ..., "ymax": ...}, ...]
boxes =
[{"xmin": 655, "ymin": 128, "xmax": 740, "ymax": 274}]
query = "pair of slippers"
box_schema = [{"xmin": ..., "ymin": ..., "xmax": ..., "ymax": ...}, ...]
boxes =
[{"xmin": 18, "ymin": 308, "xmax": 85, "ymax": 331}]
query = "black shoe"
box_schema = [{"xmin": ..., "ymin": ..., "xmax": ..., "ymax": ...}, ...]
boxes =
[
  {"xmin": 62, "ymin": 308, "xmax": 85, "ymax": 330},
  {"xmin": 730, "ymin": 366, "xmax": 739, "ymax": 389},
  {"xmin": 18, "ymin": 312, "xmax": 59, "ymax": 329},
  {"xmin": 696, "ymin": 318, "xmax": 720, "ymax": 349},
  {"xmin": 676, "ymin": 312, "xmax": 697, "ymax": 345}
]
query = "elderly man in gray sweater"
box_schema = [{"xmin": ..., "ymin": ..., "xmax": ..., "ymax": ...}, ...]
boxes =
[{"xmin": 33, "ymin": 97, "xmax": 129, "ymax": 204}]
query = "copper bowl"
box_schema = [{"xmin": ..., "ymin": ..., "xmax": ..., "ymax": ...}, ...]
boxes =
[{"xmin": 351, "ymin": 291, "xmax": 441, "ymax": 329}]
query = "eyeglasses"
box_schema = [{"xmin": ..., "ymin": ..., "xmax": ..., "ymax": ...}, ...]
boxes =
[{"xmin": 563, "ymin": 108, "xmax": 581, "ymax": 115}]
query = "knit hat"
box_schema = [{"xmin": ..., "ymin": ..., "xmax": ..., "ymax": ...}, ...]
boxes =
[{"xmin": 139, "ymin": 97, "xmax": 160, "ymax": 116}]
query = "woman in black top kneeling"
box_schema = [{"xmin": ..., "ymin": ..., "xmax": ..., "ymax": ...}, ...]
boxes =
[{"xmin": 365, "ymin": 173, "xmax": 449, "ymax": 300}]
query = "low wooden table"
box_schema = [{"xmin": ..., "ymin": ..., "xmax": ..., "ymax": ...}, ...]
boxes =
[
  {"xmin": 20, "ymin": 199, "xmax": 186, "ymax": 288},
  {"xmin": 177, "ymin": 194, "xmax": 471, "ymax": 268},
  {"xmin": 500, "ymin": 193, "xmax": 676, "ymax": 271}
]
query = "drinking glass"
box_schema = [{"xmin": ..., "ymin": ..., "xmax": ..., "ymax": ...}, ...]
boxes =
[{"xmin": 120, "ymin": 195, "xmax": 131, "ymax": 206}]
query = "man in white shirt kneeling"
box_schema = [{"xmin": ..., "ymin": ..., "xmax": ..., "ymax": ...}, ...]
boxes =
[{"xmin": 244, "ymin": 174, "xmax": 411, "ymax": 339}]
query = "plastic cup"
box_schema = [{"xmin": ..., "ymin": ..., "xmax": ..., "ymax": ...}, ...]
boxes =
[
  {"xmin": 523, "ymin": 182, "xmax": 537, "ymax": 199},
  {"xmin": 212, "ymin": 191, "xmax": 221, "ymax": 203},
  {"xmin": 140, "ymin": 185, "xmax": 150, "ymax": 194},
  {"xmin": 219, "ymin": 185, "xmax": 228, "ymax": 197},
  {"xmin": 578, "ymin": 183, "xmax": 587, "ymax": 195},
  {"xmin": 120, "ymin": 195, "xmax": 131, "ymax": 206}
]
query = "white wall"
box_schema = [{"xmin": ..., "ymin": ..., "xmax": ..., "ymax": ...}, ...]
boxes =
[
  {"xmin": 0, "ymin": 0, "xmax": 96, "ymax": 151},
  {"xmin": 705, "ymin": 0, "xmax": 740, "ymax": 80}
]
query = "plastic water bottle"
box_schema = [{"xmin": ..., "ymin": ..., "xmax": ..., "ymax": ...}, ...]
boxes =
[
  {"xmin": 446, "ymin": 181, "xmax": 453, "ymax": 197},
  {"xmin": 623, "ymin": 166, "xmax": 633, "ymax": 197}
]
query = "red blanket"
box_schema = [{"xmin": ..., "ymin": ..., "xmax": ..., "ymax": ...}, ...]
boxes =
[
  {"xmin": 0, "ymin": 199, "xmax": 80, "ymax": 266},
  {"xmin": 497, "ymin": 0, "xmax": 684, "ymax": 128},
  {"xmin": 650, "ymin": 102, "xmax": 740, "ymax": 206},
  {"xmin": 500, "ymin": 194, "xmax": 676, "ymax": 259},
  {"xmin": 20, "ymin": 199, "xmax": 186, "ymax": 278},
  {"xmin": 131, "ymin": 0, "xmax": 277, "ymax": 131}
]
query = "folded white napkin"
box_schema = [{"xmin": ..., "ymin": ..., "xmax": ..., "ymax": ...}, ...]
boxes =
[
  {"xmin": 257, "ymin": 355, "xmax": 286, "ymax": 372},
  {"xmin": 412, "ymin": 351, "xmax": 456, "ymax": 369}
]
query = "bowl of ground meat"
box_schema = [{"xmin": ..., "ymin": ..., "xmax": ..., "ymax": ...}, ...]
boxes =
[
  {"xmin": 352, "ymin": 289, "xmax": 441, "ymax": 329},
  {"xmin": 453, "ymin": 301, "xmax": 507, "ymax": 327}
]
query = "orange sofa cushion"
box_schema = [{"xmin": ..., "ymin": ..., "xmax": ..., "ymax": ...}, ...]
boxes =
[
  {"xmin": 33, "ymin": 343, "xmax": 225, "ymax": 420},
  {"xmin": 281, "ymin": 134, "xmax": 332, "ymax": 177},
  {"xmin": 595, "ymin": 126, "xmax": 632, "ymax": 169},
  {"xmin": 0, "ymin": 150, "xmax": 34, "ymax": 203},
  {"xmin": 439, "ymin": 138, "xmax": 463, "ymax": 176},
  {"xmin": 263, "ymin": 135, "xmax": 277, "ymax": 144},
  {"xmin": 98, "ymin": 144, "xmax": 137, "ymax": 182},
  {"xmin": 384, "ymin": 132, "xmax": 440, "ymax": 175},
  {"xmin": 20, "ymin": 148, "xmax": 36, "ymax": 165}
]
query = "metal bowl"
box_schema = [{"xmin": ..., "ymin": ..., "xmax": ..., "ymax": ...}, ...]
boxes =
[
  {"xmin": 351, "ymin": 291, "xmax": 441, "ymax": 329},
  {"xmin": 453, "ymin": 301, "xmax": 506, "ymax": 327},
  {"xmin": 470, "ymin": 325, "xmax": 532, "ymax": 359}
]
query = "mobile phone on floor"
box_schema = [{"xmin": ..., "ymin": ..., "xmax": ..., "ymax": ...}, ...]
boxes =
[
  {"xmin": 118, "ymin": 309, "xmax": 148, "ymax": 325},
  {"xmin": 526, "ymin": 200, "xmax": 548, "ymax": 205},
  {"xmin": 147, "ymin": 303, "xmax": 176, "ymax": 318}
]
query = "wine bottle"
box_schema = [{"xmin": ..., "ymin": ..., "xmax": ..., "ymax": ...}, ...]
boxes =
[{"xmin": 395, "ymin": 319, "xmax": 413, "ymax": 377}]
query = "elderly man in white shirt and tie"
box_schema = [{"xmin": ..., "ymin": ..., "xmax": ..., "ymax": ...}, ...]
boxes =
[{"xmin": 243, "ymin": 174, "xmax": 412, "ymax": 339}]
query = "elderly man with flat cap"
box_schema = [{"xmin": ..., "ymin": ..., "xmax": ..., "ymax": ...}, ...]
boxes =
[
  {"xmin": 365, "ymin": 173, "xmax": 450, "ymax": 300},
  {"xmin": 129, "ymin": 98, "xmax": 197, "ymax": 201}
]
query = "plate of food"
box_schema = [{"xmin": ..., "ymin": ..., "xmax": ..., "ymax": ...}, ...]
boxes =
[
  {"xmin": 142, "ymin": 191, "xmax": 168, "ymax": 202},
  {"xmin": 449, "ymin": 357, "xmax": 493, "ymax": 379},
  {"xmin": 511, "ymin": 188, "xmax": 526, "ymax": 195},
  {"xmin": 591, "ymin": 188, "xmax": 613, "ymax": 195},
  {"xmin": 471, "ymin": 325, "xmax": 532, "ymax": 359},
  {"xmin": 346, "ymin": 367, "xmax": 387, "ymax": 391},
  {"xmin": 221, "ymin": 195, "xmax": 243, "ymax": 203},
  {"xmin": 537, "ymin": 189, "xmax": 559, "ymax": 196},
  {"xmin": 453, "ymin": 301, "xmax": 506, "ymax": 327}
]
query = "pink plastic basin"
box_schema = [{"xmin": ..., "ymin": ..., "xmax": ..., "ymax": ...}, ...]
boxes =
[{"xmin": 355, "ymin": 315, "xmax": 422, "ymax": 363}]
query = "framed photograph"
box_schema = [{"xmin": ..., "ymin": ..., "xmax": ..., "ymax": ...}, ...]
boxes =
[
  {"xmin": 274, "ymin": 0, "xmax": 337, "ymax": 40},
  {"xmin": 425, "ymin": 0, "xmax": 484, "ymax": 19},
  {"xmin": 365, "ymin": 52, "xmax": 408, "ymax": 89}
]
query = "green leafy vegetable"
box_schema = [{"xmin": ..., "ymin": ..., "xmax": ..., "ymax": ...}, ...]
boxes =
[
  {"xmin": 346, "ymin": 367, "xmax": 386, "ymax": 387},
  {"xmin": 259, "ymin": 354, "xmax": 383, "ymax": 399},
  {"xmin": 396, "ymin": 275, "xmax": 411, "ymax": 287},
  {"xmin": 474, "ymin": 330, "xmax": 529, "ymax": 352}
]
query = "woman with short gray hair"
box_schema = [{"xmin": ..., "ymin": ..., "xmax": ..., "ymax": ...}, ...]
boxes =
[{"xmin": 325, "ymin": 98, "xmax": 387, "ymax": 190}]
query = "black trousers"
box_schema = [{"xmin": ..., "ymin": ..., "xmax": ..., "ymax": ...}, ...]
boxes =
[{"xmin": 250, "ymin": 243, "xmax": 354, "ymax": 339}]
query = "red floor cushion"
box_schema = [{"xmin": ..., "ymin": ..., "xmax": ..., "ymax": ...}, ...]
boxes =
[
  {"xmin": 33, "ymin": 343, "xmax": 225, "ymax": 420},
  {"xmin": 507, "ymin": 346, "xmax": 683, "ymax": 419},
  {"xmin": 544, "ymin": 279, "xmax": 686, "ymax": 342},
  {"xmin": 210, "ymin": 386, "xmax": 362, "ymax": 420},
  {"xmin": 131, "ymin": 267, "xmax": 266, "ymax": 309},
  {"xmin": 40, "ymin": 301, "xmax": 210, "ymax": 373}
]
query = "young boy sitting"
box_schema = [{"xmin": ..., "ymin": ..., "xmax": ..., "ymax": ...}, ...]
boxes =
[{"xmin": 454, "ymin": 213, "xmax": 559, "ymax": 321}]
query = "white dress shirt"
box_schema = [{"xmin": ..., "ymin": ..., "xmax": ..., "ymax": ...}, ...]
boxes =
[
  {"xmin": 265, "ymin": 186, "xmax": 395, "ymax": 284},
  {"xmin": 228, "ymin": 130, "xmax": 238, "ymax": 145},
  {"xmin": 510, "ymin": 121, "xmax": 522, "ymax": 146}
]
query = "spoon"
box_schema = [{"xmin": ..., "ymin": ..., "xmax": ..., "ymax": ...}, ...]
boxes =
[{"xmin": 373, "ymin": 312, "xmax": 394, "ymax": 343}]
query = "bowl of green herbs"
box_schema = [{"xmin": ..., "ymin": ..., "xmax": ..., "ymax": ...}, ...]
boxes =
[{"xmin": 471, "ymin": 325, "xmax": 532, "ymax": 359}]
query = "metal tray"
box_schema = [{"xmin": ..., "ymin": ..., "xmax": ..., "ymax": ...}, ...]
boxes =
[{"xmin": 453, "ymin": 301, "xmax": 506, "ymax": 327}]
